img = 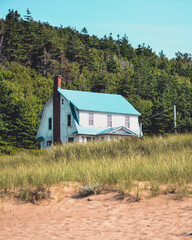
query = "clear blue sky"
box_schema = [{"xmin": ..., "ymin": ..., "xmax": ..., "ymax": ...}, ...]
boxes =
[{"xmin": 1, "ymin": 0, "xmax": 192, "ymax": 59}]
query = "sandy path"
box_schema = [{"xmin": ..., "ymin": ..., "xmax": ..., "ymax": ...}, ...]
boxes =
[{"xmin": 0, "ymin": 188, "xmax": 192, "ymax": 240}]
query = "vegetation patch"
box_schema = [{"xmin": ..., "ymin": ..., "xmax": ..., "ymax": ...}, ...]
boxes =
[
  {"xmin": 0, "ymin": 9, "xmax": 192, "ymax": 151},
  {"xmin": 78, "ymin": 184, "xmax": 102, "ymax": 198},
  {"xmin": 16, "ymin": 187, "xmax": 51, "ymax": 204},
  {"xmin": 0, "ymin": 135, "xmax": 192, "ymax": 202}
]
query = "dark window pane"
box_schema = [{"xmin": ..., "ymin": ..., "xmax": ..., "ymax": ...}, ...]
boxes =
[
  {"xmin": 68, "ymin": 114, "xmax": 71, "ymax": 126},
  {"xmin": 47, "ymin": 141, "xmax": 52, "ymax": 146},
  {"xmin": 49, "ymin": 118, "xmax": 52, "ymax": 130},
  {"xmin": 68, "ymin": 137, "xmax": 74, "ymax": 143}
]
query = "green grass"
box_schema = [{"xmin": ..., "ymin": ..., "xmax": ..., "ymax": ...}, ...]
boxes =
[{"xmin": 0, "ymin": 134, "xmax": 192, "ymax": 201}]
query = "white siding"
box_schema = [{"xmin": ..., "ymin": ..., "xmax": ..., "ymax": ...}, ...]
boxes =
[
  {"xmin": 36, "ymin": 95, "xmax": 78, "ymax": 149},
  {"xmin": 79, "ymin": 111, "xmax": 139, "ymax": 133},
  {"xmin": 36, "ymin": 97, "xmax": 53, "ymax": 149},
  {"xmin": 60, "ymin": 96, "xmax": 77, "ymax": 143}
]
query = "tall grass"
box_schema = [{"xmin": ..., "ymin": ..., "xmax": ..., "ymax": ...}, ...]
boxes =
[{"xmin": 0, "ymin": 134, "xmax": 192, "ymax": 199}]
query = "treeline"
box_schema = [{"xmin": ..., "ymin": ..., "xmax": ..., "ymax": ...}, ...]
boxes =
[{"xmin": 0, "ymin": 9, "xmax": 192, "ymax": 151}]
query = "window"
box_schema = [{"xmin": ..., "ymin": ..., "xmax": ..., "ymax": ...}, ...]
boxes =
[
  {"xmin": 107, "ymin": 115, "xmax": 112, "ymax": 127},
  {"xmin": 68, "ymin": 137, "xmax": 74, "ymax": 143},
  {"xmin": 68, "ymin": 114, "xmax": 71, "ymax": 126},
  {"xmin": 62, "ymin": 99, "xmax": 64, "ymax": 105},
  {"xmin": 89, "ymin": 113, "xmax": 94, "ymax": 126},
  {"xmin": 48, "ymin": 118, "xmax": 52, "ymax": 130},
  {"xmin": 125, "ymin": 116, "xmax": 130, "ymax": 128},
  {"xmin": 47, "ymin": 141, "xmax": 52, "ymax": 147}
]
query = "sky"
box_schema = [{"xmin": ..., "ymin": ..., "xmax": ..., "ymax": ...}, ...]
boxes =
[{"xmin": 0, "ymin": 0, "xmax": 192, "ymax": 59}]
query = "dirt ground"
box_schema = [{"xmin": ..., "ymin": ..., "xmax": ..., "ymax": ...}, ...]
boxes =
[{"xmin": 0, "ymin": 185, "xmax": 192, "ymax": 240}]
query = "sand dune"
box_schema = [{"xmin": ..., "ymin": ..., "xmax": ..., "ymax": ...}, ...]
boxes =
[{"xmin": 0, "ymin": 185, "xmax": 192, "ymax": 240}]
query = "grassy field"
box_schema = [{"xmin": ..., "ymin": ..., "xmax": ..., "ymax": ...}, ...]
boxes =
[{"xmin": 0, "ymin": 134, "xmax": 192, "ymax": 201}]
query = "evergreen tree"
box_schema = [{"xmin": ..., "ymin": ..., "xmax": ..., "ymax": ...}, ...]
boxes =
[
  {"xmin": 81, "ymin": 27, "xmax": 88, "ymax": 34},
  {"xmin": 24, "ymin": 8, "xmax": 33, "ymax": 22},
  {"xmin": 0, "ymin": 8, "xmax": 191, "ymax": 151}
]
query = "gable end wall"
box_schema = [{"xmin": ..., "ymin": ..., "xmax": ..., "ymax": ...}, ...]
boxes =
[
  {"xmin": 36, "ymin": 97, "xmax": 53, "ymax": 149},
  {"xmin": 60, "ymin": 96, "xmax": 77, "ymax": 143}
]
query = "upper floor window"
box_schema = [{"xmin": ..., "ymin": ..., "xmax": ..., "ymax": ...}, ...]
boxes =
[
  {"xmin": 125, "ymin": 116, "xmax": 130, "ymax": 128},
  {"xmin": 68, "ymin": 114, "xmax": 71, "ymax": 126},
  {"xmin": 62, "ymin": 99, "xmax": 64, "ymax": 105},
  {"xmin": 48, "ymin": 118, "xmax": 52, "ymax": 130},
  {"xmin": 89, "ymin": 113, "xmax": 94, "ymax": 126},
  {"xmin": 107, "ymin": 115, "xmax": 112, "ymax": 127}
]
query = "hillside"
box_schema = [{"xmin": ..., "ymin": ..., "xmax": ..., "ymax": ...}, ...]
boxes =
[{"xmin": 0, "ymin": 9, "xmax": 192, "ymax": 150}]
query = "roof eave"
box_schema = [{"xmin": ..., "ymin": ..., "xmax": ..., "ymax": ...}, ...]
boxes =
[{"xmin": 78, "ymin": 109, "xmax": 141, "ymax": 116}]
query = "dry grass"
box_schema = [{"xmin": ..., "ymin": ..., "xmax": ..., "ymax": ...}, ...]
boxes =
[{"xmin": 0, "ymin": 134, "xmax": 192, "ymax": 201}]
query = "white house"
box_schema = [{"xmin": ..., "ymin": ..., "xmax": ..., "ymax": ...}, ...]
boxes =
[{"xmin": 36, "ymin": 76, "xmax": 142, "ymax": 149}]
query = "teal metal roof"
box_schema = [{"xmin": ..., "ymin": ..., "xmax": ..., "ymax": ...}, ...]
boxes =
[
  {"xmin": 75, "ymin": 125, "xmax": 103, "ymax": 135},
  {"xmin": 98, "ymin": 127, "xmax": 122, "ymax": 134},
  {"xmin": 99, "ymin": 126, "xmax": 137, "ymax": 135},
  {"xmin": 36, "ymin": 136, "xmax": 44, "ymax": 141},
  {"xmin": 58, "ymin": 88, "xmax": 141, "ymax": 115}
]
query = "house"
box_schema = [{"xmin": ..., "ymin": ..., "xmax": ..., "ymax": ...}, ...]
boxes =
[{"xmin": 36, "ymin": 76, "xmax": 142, "ymax": 149}]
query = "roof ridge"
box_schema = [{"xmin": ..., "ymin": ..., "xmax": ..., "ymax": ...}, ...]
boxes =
[{"xmin": 58, "ymin": 87, "xmax": 121, "ymax": 96}]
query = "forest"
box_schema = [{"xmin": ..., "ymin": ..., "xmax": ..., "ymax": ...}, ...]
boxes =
[{"xmin": 0, "ymin": 9, "xmax": 192, "ymax": 152}]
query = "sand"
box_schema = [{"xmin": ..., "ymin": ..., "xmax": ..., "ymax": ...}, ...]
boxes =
[{"xmin": 0, "ymin": 185, "xmax": 192, "ymax": 240}]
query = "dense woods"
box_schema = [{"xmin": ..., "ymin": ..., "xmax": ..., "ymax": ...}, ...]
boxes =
[{"xmin": 0, "ymin": 9, "xmax": 192, "ymax": 152}]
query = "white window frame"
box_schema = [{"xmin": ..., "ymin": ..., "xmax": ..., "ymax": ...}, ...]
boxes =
[
  {"xmin": 89, "ymin": 113, "xmax": 94, "ymax": 126},
  {"xmin": 107, "ymin": 115, "xmax": 112, "ymax": 127},
  {"xmin": 125, "ymin": 116, "xmax": 130, "ymax": 129}
]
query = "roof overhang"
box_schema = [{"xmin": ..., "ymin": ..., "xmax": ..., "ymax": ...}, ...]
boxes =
[
  {"xmin": 74, "ymin": 124, "xmax": 138, "ymax": 136},
  {"xmin": 36, "ymin": 136, "xmax": 44, "ymax": 141}
]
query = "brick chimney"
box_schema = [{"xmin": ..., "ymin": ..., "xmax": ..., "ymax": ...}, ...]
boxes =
[{"xmin": 53, "ymin": 75, "xmax": 62, "ymax": 144}]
